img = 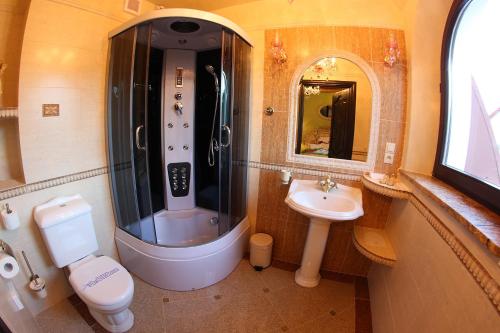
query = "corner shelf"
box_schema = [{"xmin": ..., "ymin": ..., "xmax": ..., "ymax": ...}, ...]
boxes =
[
  {"xmin": 361, "ymin": 172, "xmax": 411, "ymax": 199},
  {"xmin": 353, "ymin": 226, "xmax": 396, "ymax": 267},
  {"xmin": 0, "ymin": 107, "xmax": 18, "ymax": 119}
]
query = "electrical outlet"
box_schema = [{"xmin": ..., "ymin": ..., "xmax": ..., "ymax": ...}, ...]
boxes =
[
  {"xmin": 385, "ymin": 142, "xmax": 396, "ymax": 153},
  {"xmin": 384, "ymin": 152, "xmax": 394, "ymax": 164}
]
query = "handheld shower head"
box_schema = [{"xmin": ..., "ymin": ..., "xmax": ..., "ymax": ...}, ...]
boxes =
[
  {"xmin": 205, "ymin": 65, "xmax": 219, "ymax": 93},
  {"xmin": 205, "ymin": 65, "xmax": 215, "ymax": 74}
]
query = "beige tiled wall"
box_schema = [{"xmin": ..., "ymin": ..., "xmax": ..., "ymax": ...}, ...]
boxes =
[
  {"xmin": 18, "ymin": 0, "xmax": 154, "ymax": 183},
  {"xmin": 1, "ymin": 0, "xmax": 155, "ymax": 317},
  {"xmin": 0, "ymin": 174, "xmax": 117, "ymax": 315},
  {"xmin": 369, "ymin": 199, "xmax": 500, "ymax": 332}
]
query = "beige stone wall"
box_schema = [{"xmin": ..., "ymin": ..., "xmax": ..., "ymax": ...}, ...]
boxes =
[
  {"xmin": 369, "ymin": 198, "xmax": 500, "ymax": 332},
  {"xmin": 401, "ymin": 0, "xmax": 453, "ymax": 174}
]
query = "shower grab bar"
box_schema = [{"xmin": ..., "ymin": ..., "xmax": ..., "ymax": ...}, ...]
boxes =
[
  {"xmin": 221, "ymin": 125, "xmax": 231, "ymax": 148},
  {"xmin": 135, "ymin": 125, "xmax": 146, "ymax": 151}
]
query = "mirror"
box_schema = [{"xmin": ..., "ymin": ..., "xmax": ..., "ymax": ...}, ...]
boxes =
[
  {"xmin": 287, "ymin": 53, "xmax": 380, "ymax": 172},
  {"xmin": 295, "ymin": 57, "xmax": 372, "ymax": 162}
]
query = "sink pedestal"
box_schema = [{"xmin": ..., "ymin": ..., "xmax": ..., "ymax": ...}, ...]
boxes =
[{"xmin": 295, "ymin": 218, "xmax": 332, "ymax": 288}]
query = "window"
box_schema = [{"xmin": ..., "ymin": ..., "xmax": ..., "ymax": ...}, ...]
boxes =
[
  {"xmin": 435, "ymin": 0, "xmax": 500, "ymax": 213},
  {"xmin": 434, "ymin": 0, "xmax": 500, "ymax": 214}
]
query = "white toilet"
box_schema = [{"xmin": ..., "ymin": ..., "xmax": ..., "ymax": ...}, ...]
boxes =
[{"xmin": 34, "ymin": 195, "xmax": 134, "ymax": 333}]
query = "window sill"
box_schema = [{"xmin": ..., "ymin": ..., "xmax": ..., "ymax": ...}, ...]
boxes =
[{"xmin": 400, "ymin": 170, "xmax": 500, "ymax": 257}]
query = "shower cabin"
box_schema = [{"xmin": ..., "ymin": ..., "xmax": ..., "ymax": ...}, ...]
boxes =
[{"xmin": 106, "ymin": 9, "xmax": 252, "ymax": 291}]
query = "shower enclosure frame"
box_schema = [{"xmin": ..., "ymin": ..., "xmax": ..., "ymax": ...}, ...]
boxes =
[{"xmin": 105, "ymin": 9, "xmax": 253, "ymax": 290}]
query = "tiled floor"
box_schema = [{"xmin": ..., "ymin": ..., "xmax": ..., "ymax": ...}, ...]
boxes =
[{"xmin": 36, "ymin": 260, "xmax": 361, "ymax": 332}]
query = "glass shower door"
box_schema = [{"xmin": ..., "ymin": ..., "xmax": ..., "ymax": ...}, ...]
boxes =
[
  {"xmin": 131, "ymin": 24, "xmax": 156, "ymax": 243},
  {"xmin": 108, "ymin": 25, "xmax": 156, "ymax": 243},
  {"xmin": 230, "ymin": 35, "xmax": 251, "ymax": 229},
  {"xmin": 108, "ymin": 28, "xmax": 142, "ymax": 239},
  {"xmin": 218, "ymin": 31, "xmax": 233, "ymax": 236},
  {"xmin": 219, "ymin": 32, "xmax": 251, "ymax": 236}
]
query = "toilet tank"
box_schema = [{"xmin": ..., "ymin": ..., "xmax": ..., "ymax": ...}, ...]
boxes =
[{"xmin": 34, "ymin": 195, "xmax": 98, "ymax": 268}]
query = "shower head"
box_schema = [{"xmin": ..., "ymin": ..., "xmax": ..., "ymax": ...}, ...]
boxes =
[
  {"xmin": 205, "ymin": 65, "xmax": 219, "ymax": 93},
  {"xmin": 205, "ymin": 65, "xmax": 215, "ymax": 74}
]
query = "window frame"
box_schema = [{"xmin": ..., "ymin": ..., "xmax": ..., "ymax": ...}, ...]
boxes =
[{"xmin": 434, "ymin": 0, "xmax": 500, "ymax": 214}]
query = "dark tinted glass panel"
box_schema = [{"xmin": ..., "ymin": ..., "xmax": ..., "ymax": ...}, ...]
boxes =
[
  {"xmin": 195, "ymin": 49, "xmax": 222, "ymax": 211},
  {"xmin": 148, "ymin": 47, "xmax": 165, "ymax": 213},
  {"xmin": 132, "ymin": 24, "xmax": 156, "ymax": 243},
  {"xmin": 218, "ymin": 31, "xmax": 233, "ymax": 235},
  {"xmin": 107, "ymin": 28, "xmax": 141, "ymax": 238},
  {"xmin": 230, "ymin": 35, "xmax": 251, "ymax": 228}
]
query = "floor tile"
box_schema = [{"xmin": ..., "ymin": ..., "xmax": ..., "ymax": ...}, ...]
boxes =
[
  {"xmin": 38, "ymin": 259, "xmax": 360, "ymax": 333},
  {"xmin": 164, "ymin": 291, "xmax": 285, "ymax": 333},
  {"xmin": 264, "ymin": 278, "xmax": 355, "ymax": 329},
  {"xmin": 36, "ymin": 300, "xmax": 93, "ymax": 333}
]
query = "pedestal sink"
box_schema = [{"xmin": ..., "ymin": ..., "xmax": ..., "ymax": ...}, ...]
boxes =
[{"xmin": 285, "ymin": 179, "xmax": 364, "ymax": 287}]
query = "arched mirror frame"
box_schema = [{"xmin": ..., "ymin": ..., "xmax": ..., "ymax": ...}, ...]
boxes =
[{"xmin": 286, "ymin": 50, "xmax": 381, "ymax": 172}]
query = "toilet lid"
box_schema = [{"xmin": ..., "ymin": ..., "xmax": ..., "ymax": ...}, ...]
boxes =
[{"xmin": 69, "ymin": 256, "xmax": 133, "ymax": 307}]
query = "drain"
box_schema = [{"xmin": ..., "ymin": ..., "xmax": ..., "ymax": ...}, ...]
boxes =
[{"xmin": 209, "ymin": 217, "xmax": 219, "ymax": 225}]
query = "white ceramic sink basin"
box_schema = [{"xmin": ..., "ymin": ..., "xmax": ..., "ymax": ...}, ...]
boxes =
[
  {"xmin": 285, "ymin": 180, "xmax": 364, "ymax": 221},
  {"xmin": 284, "ymin": 179, "xmax": 364, "ymax": 288}
]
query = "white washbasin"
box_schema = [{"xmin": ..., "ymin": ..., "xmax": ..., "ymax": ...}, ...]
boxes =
[
  {"xmin": 284, "ymin": 179, "xmax": 364, "ymax": 288},
  {"xmin": 285, "ymin": 180, "xmax": 364, "ymax": 221}
]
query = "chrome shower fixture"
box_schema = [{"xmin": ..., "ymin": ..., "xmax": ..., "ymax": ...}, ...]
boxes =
[
  {"xmin": 205, "ymin": 65, "xmax": 219, "ymax": 93},
  {"xmin": 206, "ymin": 64, "xmax": 220, "ymax": 167}
]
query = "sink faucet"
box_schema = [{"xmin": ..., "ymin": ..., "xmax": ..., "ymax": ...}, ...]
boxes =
[{"xmin": 319, "ymin": 175, "xmax": 338, "ymax": 193}]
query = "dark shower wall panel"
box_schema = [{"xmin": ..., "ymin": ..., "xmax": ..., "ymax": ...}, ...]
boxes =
[
  {"xmin": 195, "ymin": 48, "xmax": 222, "ymax": 211},
  {"xmin": 147, "ymin": 47, "xmax": 165, "ymax": 213}
]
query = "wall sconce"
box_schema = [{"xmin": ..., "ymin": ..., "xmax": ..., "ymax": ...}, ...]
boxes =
[
  {"xmin": 270, "ymin": 33, "xmax": 287, "ymax": 65},
  {"xmin": 384, "ymin": 33, "xmax": 400, "ymax": 67}
]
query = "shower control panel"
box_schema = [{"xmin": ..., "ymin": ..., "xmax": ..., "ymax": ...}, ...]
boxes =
[{"xmin": 167, "ymin": 162, "xmax": 191, "ymax": 197}]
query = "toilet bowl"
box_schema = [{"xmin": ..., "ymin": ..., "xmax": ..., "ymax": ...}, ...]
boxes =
[
  {"xmin": 34, "ymin": 195, "xmax": 135, "ymax": 333},
  {"xmin": 68, "ymin": 255, "xmax": 134, "ymax": 332}
]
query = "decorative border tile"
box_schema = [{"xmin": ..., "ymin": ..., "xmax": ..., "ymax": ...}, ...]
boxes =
[
  {"xmin": 400, "ymin": 170, "xmax": 499, "ymax": 256},
  {"xmin": 0, "ymin": 167, "xmax": 108, "ymax": 200},
  {"xmin": 246, "ymin": 160, "xmax": 362, "ymax": 181},
  {"xmin": 409, "ymin": 195, "xmax": 500, "ymax": 313},
  {"xmin": 2, "ymin": 162, "xmax": 496, "ymax": 314},
  {"xmin": 0, "ymin": 107, "xmax": 18, "ymax": 119}
]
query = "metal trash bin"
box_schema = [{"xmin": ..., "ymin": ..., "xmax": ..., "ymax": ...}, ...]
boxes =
[{"xmin": 249, "ymin": 233, "xmax": 273, "ymax": 271}]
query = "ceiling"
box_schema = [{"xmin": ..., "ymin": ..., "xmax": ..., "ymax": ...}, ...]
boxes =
[
  {"xmin": 149, "ymin": 0, "xmax": 412, "ymax": 12},
  {"xmin": 148, "ymin": 0, "xmax": 261, "ymax": 11}
]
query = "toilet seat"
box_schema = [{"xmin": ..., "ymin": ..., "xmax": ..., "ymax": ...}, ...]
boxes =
[{"xmin": 69, "ymin": 256, "xmax": 134, "ymax": 312}]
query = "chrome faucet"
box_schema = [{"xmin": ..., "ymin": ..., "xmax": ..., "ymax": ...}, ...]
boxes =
[{"xmin": 319, "ymin": 175, "xmax": 338, "ymax": 193}]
